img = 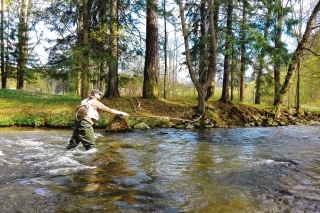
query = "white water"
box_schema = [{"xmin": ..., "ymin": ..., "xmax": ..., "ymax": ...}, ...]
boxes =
[{"xmin": 0, "ymin": 128, "xmax": 97, "ymax": 176}]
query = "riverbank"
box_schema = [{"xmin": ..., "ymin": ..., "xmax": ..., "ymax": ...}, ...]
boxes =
[{"xmin": 1, "ymin": 89, "xmax": 320, "ymax": 130}]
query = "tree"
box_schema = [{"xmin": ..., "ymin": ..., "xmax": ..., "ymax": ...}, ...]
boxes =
[
  {"xmin": 206, "ymin": 0, "xmax": 218, "ymax": 100},
  {"xmin": 41, "ymin": 0, "xmax": 148, "ymax": 96},
  {"xmin": 239, "ymin": 0, "xmax": 248, "ymax": 102},
  {"xmin": 0, "ymin": 0, "xmax": 5, "ymax": 88},
  {"xmin": 272, "ymin": 0, "xmax": 295, "ymax": 106},
  {"xmin": 254, "ymin": 1, "xmax": 272, "ymax": 104},
  {"xmin": 274, "ymin": 0, "xmax": 320, "ymax": 117},
  {"xmin": 219, "ymin": 0, "xmax": 233, "ymax": 103},
  {"xmin": 105, "ymin": 0, "xmax": 120, "ymax": 98},
  {"xmin": 143, "ymin": 0, "xmax": 159, "ymax": 99},
  {"xmin": 178, "ymin": 0, "xmax": 216, "ymax": 113},
  {"xmin": 163, "ymin": 0, "xmax": 168, "ymax": 99},
  {"xmin": 182, "ymin": 0, "xmax": 218, "ymax": 102},
  {"xmin": 273, "ymin": 0, "xmax": 283, "ymax": 105},
  {"xmin": 291, "ymin": 0, "xmax": 306, "ymax": 114},
  {"xmin": 79, "ymin": 0, "xmax": 90, "ymax": 98},
  {"xmin": 16, "ymin": 0, "xmax": 32, "ymax": 90}
]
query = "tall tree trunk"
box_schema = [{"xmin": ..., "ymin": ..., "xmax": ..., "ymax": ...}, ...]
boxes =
[
  {"xmin": 274, "ymin": 0, "xmax": 320, "ymax": 117},
  {"xmin": 16, "ymin": 0, "xmax": 25, "ymax": 89},
  {"xmin": 172, "ymin": 28, "xmax": 179, "ymax": 97},
  {"xmin": 80, "ymin": 0, "xmax": 90, "ymax": 98},
  {"xmin": 273, "ymin": 1, "xmax": 283, "ymax": 106},
  {"xmin": 0, "ymin": 0, "xmax": 6, "ymax": 88},
  {"xmin": 199, "ymin": 2, "xmax": 206, "ymax": 86},
  {"xmin": 294, "ymin": 0, "xmax": 303, "ymax": 115},
  {"xmin": 205, "ymin": 0, "xmax": 218, "ymax": 101},
  {"xmin": 105, "ymin": 0, "xmax": 120, "ymax": 98},
  {"xmin": 230, "ymin": 54, "xmax": 234, "ymax": 102},
  {"xmin": 255, "ymin": 55, "xmax": 263, "ymax": 104},
  {"xmin": 296, "ymin": 61, "xmax": 300, "ymax": 113},
  {"xmin": 163, "ymin": 0, "xmax": 168, "ymax": 99},
  {"xmin": 17, "ymin": 0, "xmax": 31, "ymax": 90},
  {"xmin": 99, "ymin": 61, "xmax": 106, "ymax": 92},
  {"xmin": 76, "ymin": 5, "xmax": 83, "ymax": 96},
  {"xmin": 196, "ymin": 1, "xmax": 214, "ymax": 102},
  {"xmin": 239, "ymin": 0, "xmax": 247, "ymax": 102},
  {"xmin": 255, "ymin": 5, "xmax": 271, "ymax": 104},
  {"xmin": 220, "ymin": 0, "xmax": 233, "ymax": 103},
  {"xmin": 143, "ymin": 0, "xmax": 159, "ymax": 99},
  {"xmin": 5, "ymin": 9, "xmax": 8, "ymax": 88},
  {"xmin": 206, "ymin": 0, "xmax": 219, "ymax": 100}
]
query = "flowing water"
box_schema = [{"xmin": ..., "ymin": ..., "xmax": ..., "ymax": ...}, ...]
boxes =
[{"xmin": 0, "ymin": 125, "xmax": 320, "ymax": 213}]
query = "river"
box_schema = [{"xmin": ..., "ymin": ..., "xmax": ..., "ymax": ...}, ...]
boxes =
[{"xmin": 0, "ymin": 125, "xmax": 319, "ymax": 213}]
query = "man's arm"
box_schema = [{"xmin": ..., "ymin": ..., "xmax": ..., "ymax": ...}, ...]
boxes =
[{"xmin": 93, "ymin": 100, "xmax": 129, "ymax": 116}]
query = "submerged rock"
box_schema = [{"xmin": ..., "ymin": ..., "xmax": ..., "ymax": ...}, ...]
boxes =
[
  {"xmin": 105, "ymin": 114, "xmax": 131, "ymax": 132},
  {"xmin": 87, "ymin": 156, "xmax": 111, "ymax": 168}
]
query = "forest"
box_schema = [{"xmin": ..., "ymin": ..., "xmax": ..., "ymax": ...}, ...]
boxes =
[{"xmin": 1, "ymin": 0, "xmax": 320, "ymax": 118}]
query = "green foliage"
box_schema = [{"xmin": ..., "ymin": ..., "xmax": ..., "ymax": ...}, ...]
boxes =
[
  {"xmin": 46, "ymin": 113, "xmax": 73, "ymax": 127},
  {"xmin": 94, "ymin": 116, "xmax": 110, "ymax": 128},
  {"xmin": 156, "ymin": 117, "xmax": 170, "ymax": 127},
  {"xmin": 14, "ymin": 114, "xmax": 35, "ymax": 126},
  {"xmin": 127, "ymin": 117, "xmax": 144, "ymax": 127},
  {"xmin": 0, "ymin": 116, "xmax": 15, "ymax": 127},
  {"xmin": 128, "ymin": 116, "xmax": 170, "ymax": 128}
]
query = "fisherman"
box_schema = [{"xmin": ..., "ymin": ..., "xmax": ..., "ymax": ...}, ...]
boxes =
[{"xmin": 66, "ymin": 89, "xmax": 129, "ymax": 150}]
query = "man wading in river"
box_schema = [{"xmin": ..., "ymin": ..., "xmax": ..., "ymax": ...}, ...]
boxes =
[{"xmin": 66, "ymin": 89, "xmax": 129, "ymax": 150}]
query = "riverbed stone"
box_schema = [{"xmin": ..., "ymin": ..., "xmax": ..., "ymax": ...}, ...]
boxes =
[
  {"xmin": 185, "ymin": 124, "xmax": 195, "ymax": 129},
  {"xmin": 106, "ymin": 114, "xmax": 131, "ymax": 132}
]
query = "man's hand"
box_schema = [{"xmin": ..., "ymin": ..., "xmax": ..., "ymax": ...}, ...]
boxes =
[{"xmin": 121, "ymin": 112, "xmax": 129, "ymax": 117}]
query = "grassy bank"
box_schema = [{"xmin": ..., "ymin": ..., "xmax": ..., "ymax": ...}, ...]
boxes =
[
  {"xmin": 2, "ymin": 89, "xmax": 320, "ymax": 129},
  {"xmin": 0, "ymin": 89, "xmax": 80, "ymax": 127},
  {"xmin": 0, "ymin": 89, "xmax": 196, "ymax": 128}
]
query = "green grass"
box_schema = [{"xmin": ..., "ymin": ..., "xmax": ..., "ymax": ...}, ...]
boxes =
[
  {"xmin": 0, "ymin": 89, "xmax": 80, "ymax": 127},
  {"xmin": 2, "ymin": 87, "xmax": 320, "ymax": 128},
  {"xmin": 0, "ymin": 89, "xmax": 180, "ymax": 128}
]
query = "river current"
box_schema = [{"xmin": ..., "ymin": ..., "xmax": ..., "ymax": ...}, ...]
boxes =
[{"xmin": 0, "ymin": 126, "xmax": 319, "ymax": 212}]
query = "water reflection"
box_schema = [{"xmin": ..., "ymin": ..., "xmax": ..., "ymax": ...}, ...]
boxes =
[{"xmin": 0, "ymin": 126, "xmax": 320, "ymax": 212}]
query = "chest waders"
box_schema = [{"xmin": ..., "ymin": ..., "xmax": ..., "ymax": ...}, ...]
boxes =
[{"xmin": 66, "ymin": 99, "xmax": 96, "ymax": 150}]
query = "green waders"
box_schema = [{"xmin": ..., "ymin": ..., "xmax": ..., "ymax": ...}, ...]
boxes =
[{"xmin": 66, "ymin": 119, "xmax": 96, "ymax": 150}]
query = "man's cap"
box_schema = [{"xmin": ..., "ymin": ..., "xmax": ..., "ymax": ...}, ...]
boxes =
[{"xmin": 91, "ymin": 89, "xmax": 103, "ymax": 95}]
